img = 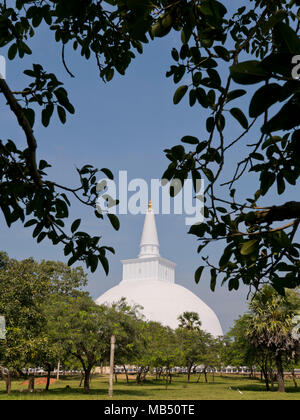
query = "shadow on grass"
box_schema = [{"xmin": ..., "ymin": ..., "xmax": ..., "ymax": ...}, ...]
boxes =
[
  {"xmin": 0, "ymin": 386, "xmax": 151, "ymax": 399},
  {"xmin": 230, "ymin": 383, "xmax": 300, "ymax": 394}
]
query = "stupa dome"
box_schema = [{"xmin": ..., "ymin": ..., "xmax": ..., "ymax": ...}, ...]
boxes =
[{"xmin": 96, "ymin": 202, "xmax": 223, "ymax": 337}]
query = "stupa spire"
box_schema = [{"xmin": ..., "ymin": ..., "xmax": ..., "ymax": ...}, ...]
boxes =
[{"xmin": 139, "ymin": 201, "xmax": 160, "ymax": 258}]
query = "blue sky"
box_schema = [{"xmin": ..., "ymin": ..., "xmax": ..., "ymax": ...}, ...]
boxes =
[{"xmin": 1, "ymin": 4, "xmax": 299, "ymax": 333}]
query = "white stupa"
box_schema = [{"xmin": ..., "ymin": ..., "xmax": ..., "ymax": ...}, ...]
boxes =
[{"xmin": 96, "ymin": 202, "xmax": 223, "ymax": 337}]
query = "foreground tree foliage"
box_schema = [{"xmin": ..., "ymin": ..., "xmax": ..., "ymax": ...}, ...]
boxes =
[
  {"xmin": 157, "ymin": 0, "xmax": 300, "ymax": 294},
  {"xmin": 0, "ymin": 0, "xmax": 299, "ymax": 289}
]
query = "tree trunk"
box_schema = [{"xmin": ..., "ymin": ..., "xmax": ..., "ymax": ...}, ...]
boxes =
[
  {"xmin": 187, "ymin": 365, "xmax": 192, "ymax": 382},
  {"xmin": 136, "ymin": 368, "xmax": 142, "ymax": 384},
  {"xmin": 123, "ymin": 365, "xmax": 129, "ymax": 384},
  {"xmin": 6, "ymin": 372, "xmax": 11, "ymax": 395},
  {"xmin": 28, "ymin": 376, "xmax": 35, "ymax": 393},
  {"xmin": 79, "ymin": 372, "xmax": 84, "ymax": 387},
  {"xmin": 291, "ymin": 366, "xmax": 298, "ymax": 388},
  {"xmin": 56, "ymin": 360, "xmax": 60, "ymax": 381},
  {"xmin": 2, "ymin": 370, "xmax": 12, "ymax": 395},
  {"xmin": 109, "ymin": 335, "xmax": 116, "ymax": 397},
  {"xmin": 261, "ymin": 366, "xmax": 270, "ymax": 391},
  {"xmin": 165, "ymin": 369, "xmax": 169, "ymax": 390},
  {"xmin": 275, "ymin": 354, "xmax": 285, "ymax": 393},
  {"xmin": 204, "ymin": 368, "xmax": 208, "ymax": 383},
  {"xmin": 45, "ymin": 365, "xmax": 51, "ymax": 391},
  {"xmin": 83, "ymin": 369, "xmax": 91, "ymax": 394},
  {"xmin": 141, "ymin": 367, "xmax": 149, "ymax": 383},
  {"xmin": 269, "ymin": 368, "xmax": 275, "ymax": 392}
]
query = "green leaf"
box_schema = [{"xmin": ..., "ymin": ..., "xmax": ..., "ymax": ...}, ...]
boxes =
[
  {"xmin": 173, "ymin": 65, "xmax": 186, "ymax": 84},
  {"xmin": 196, "ymin": 88, "xmax": 208, "ymax": 108},
  {"xmin": 229, "ymin": 278, "xmax": 239, "ymax": 291},
  {"xmin": 42, "ymin": 104, "xmax": 54, "ymax": 127},
  {"xmin": 54, "ymin": 88, "xmax": 75, "ymax": 114},
  {"xmin": 206, "ymin": 116, "xmax": 214, "ymax": 133},
  {"xmin": 189, "ymin": 89, "xmax": 197, "ymax": 107},
  {"xmin": 33, "ymin": 223, "xmax": 43, "ymax": 238},
  {"xmin": 71, "ymin": 219, "xmax": 81, "ymax": 233},
  {"xmin": 260, "ymin": 172, "xmax": 276, "ymax": 195},
  {"xmin": 202, "ymin": 168, "xmax": 214, "ymax": 182},
  {"xmin": 250, "ymin": 152, "xmax": 264, "ymax": 161},
  {"xmin": 195, "ymin": 266, "xmax": 205, "ymax": 284},
  {"xmin": 173, "ymin": 85, "xmax": 188, "ymax": 105},
  {"xmin": 207, "ymin": 69, "xmax": 221, "ymax": 88},
  {"xmin": 196, "ymin": 141, "xmax": 208, "ymax": 154},
  {"xmin": 181, "ymin": 136, "xmax": 199, "ymax": 145},
  {"xmin": 271, "ymin": 278, "xmax": 286, "ymax": 296},
  {"xmin": 20, "ymin": 42, "xmax": 32, "ymax": 56},
  {"xmin": 99, "ymin": 254, "xmax": 109, "ymax": 275},
  {"xmin": 57, "ymin": 106, "xmax": 66, "ymax": 124},
  {"xmin": 8, "ymin": 43, "xmax": 18, "ymax": 60},
  {"xmin": 240, "ymin": 239, "xmax": 258, "ymax": 256},
  {"xmin": 151, "ymin": 13, "xmax": 172, "ymax": 38},
  {"xmin": 230, "ymin": 108, "xmax": 249, "ymax": 129},
  {"xmin": 214, "ymin": 45, "xmax": 230, "ymax": 61},
  {"xmin": 274, "ymin": 22, "xmax": 300, "ymax": 54},
  {"xmin": 171, "ymin": 48, "xmax": 179, "ymax": 62},
  {"xmin": 277, "ymin": 173, "xmax": 285, "ymax": 195},
  {"xmin": 88, "ymin": 254, "xmax": 98, "ymax": 273},
  {"xmin": 106, "ymin": 68, "xmax": 114, "ymax": 82},
  {"xmin": 192, "ymin": 72, "xmax": 202, "ymax": 86},
  {"xmin": 226, "ymin": 89, "xmax": 247, "ymax": 103},
  {"xmin": 262, "ymin": 99, "xmax": 300, "ymax": 133},
  {"xmin": 219, "ymin": 245, "xmax": 233, "ymax": 268},
  {"xmin": 192, "ymin": 170, "xmax": 201, "ymax": 193},
  {"xmin": 210, "ymin": 268, "xmax": 217, "ymax": 292},
  {"xmin": 181, "ymin": 26, "xmax": 192, "ymax": 45},
  {"xmin": 230, "ymin": 61, "xmax": 268, "ymax": 85},
  {"xmin": 68, "ymin": 255, "xmax": 78, "ymax": 267},
  {"xmin": 107, "ymin": 213, "xmax": 120, "ymax": 231},
  {"xmin": 37, "ymin": 232, "xmax": 47, "ymax": 243},
  {"xmin": 23, "ymin": 108, "xmax": 35, "ymax": 128},
  {"xmin": 101, "ymin": 168, "xmax": 114, "ymax": 180},
  {"xmin": 24, "ymin": 219, "xmax": 38, "ymax": 228},
  {"xmin": 249, "ymin": 83, "xmax": 282, "ymax": 118},
  {"xmin": 171, "ymin": 145, "xmax": 185, "ymax": 160}
]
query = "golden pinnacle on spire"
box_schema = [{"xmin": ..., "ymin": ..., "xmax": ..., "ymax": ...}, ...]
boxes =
[{"xmin": 148, "ymin": 200, "xmax": 152, "ymax": 210}]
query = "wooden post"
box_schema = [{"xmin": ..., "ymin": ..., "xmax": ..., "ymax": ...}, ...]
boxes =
[
  {"xmin": 57, "ymin": 360, "xmax": 60, "ymax": 381},
  {"xmin": 109, "ymin": 334, "xmax": 116, "ymax": 398}
]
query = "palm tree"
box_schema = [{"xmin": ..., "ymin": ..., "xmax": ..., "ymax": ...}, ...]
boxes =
[
  {"xmin": 178, "ymin": 312, "xmax": 202, "ymax": 331},
  {"xmin": 247, "ymin": 286, "xmax": 299, "ymax": 392}
]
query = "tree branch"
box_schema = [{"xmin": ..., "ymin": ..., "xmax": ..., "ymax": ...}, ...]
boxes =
[
  {"xmin": 254, "ymin": 202, "xmax": 300, "ymax": 224},
  {"xmin": 0, "ymin": 78, "xmax": 42, "ymax": 188}
]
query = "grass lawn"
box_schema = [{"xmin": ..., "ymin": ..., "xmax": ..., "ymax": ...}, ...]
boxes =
[{"xmin": 1, "ymin": 374, "xmax": 300, "ymax": 400}]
